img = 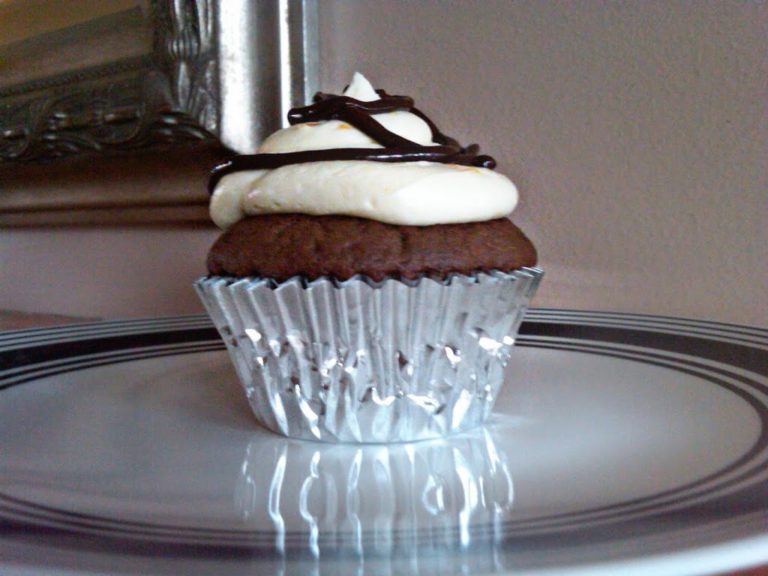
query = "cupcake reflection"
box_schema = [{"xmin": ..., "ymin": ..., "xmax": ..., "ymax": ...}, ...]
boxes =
[{"xmin": 235, "ymin": 428, "xmax": 513, "ymax": 571}]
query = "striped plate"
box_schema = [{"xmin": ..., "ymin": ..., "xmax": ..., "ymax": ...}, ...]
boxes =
[{"xmin": 0, "ymin": 311, "xmax": 766, "ymax": 576}]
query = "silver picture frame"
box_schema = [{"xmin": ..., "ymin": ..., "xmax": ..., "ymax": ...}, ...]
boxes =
[{"xmin": 0, "ymin": 0, "xmax": 318, "ymax": 225}]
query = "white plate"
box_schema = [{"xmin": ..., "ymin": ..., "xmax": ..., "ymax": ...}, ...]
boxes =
[{"xmin": 1, "ymin": 311, "xmax": 767, "ymax": 575}]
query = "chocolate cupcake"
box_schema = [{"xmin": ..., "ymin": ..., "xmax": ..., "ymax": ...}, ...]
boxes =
[{"xmin": 195, "ymin": 73, "xmax": 542, "ymax": 443}]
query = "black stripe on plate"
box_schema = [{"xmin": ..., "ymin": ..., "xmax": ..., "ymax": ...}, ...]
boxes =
[
  {"xmin": 519, "ymin": 322, "xmax": 768, "ymax": 377},
  {"xmin": 529, "ymin": 308, "xmax": 768, "ymax": 336},
  {"xmin": 0, "ymin": 327, "xmax": 219, "ymax": 373}
]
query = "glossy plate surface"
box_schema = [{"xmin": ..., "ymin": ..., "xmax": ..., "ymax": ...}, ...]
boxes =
[{"xmin": 0, "ymin": 311, "xmax": 767, "ymax": 575}]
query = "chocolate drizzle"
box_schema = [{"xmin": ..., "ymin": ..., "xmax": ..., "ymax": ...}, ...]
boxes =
[{"xmin": 209, "ymin": 88, "xmax": 496, "ymax": 194}]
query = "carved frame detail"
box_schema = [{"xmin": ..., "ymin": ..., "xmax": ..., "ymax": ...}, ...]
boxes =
[
  {"xmin": 0, "ymin": 0, "xmax": 218, "ymax": 163},
  {"xmin": 0, "ymin": 0, "xmax": 317, "ymax": 226}
]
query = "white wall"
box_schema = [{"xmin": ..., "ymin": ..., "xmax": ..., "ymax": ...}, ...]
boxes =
[{"xmin": 1, "ymin": 1, "xmax": 766, "ymax": 326}]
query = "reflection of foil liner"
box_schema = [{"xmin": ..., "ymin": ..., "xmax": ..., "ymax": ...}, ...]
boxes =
[
  {"xmin": 195, "ymin": 267, "xmax": 542, "ymax": 443},
  {"xmin": 236, "ymin": 429, "xmax": 514, "ymax": 572}
]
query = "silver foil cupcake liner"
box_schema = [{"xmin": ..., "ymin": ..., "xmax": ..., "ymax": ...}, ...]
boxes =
[{"xmin": 194, "ymin": 267, "xmax": 542, "ymax": 443}]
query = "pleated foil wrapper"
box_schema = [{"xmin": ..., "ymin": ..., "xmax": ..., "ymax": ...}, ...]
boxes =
[{"xmin": 194, "ymin": 267, "xmax": 542, "ymax": 443}]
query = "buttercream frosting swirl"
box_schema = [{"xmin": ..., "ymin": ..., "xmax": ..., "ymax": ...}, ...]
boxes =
[{"xmin": 209, "ymin": 73, "xmax": 518, "ymax": 229}]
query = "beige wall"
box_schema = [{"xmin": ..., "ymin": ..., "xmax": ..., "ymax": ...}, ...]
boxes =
[
  {"xmin": 0, "ymin": 226, "xmax": 217, "ymax": 319},
  {"xmin": 1, "ymin": 1, "xmax": 766, "ymax": 326}
]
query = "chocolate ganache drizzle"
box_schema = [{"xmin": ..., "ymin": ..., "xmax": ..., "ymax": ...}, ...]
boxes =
[{"xmin": 208, "ymin": 87, "xmax": 497, "ymax": 194}]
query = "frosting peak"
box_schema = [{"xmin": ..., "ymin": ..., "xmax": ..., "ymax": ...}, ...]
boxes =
[
  {"xmin": 343, "ymin": 72, "xmax": 379, "ymax": 101},
  {"xmin": 209, "ymin": 74, "xmax": 518, "ymax": 230},
  {"xmin": 257, "ymin": 73, "xmax": 436, "ymax": 154}
]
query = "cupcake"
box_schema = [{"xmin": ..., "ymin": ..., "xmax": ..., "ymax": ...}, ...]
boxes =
[{"xmin": 195, "ymin": 73, "xmax": 542, "ymax": 443}]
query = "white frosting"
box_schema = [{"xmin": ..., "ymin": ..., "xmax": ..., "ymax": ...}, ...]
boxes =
[
  {"xmin": 211, "ymin": 161, "xmax": 517, "ymax": 229},
  {"xmin": 344, "ymin": 71, "xmax": 379, "ymax": 101},
  {"xmin": 210, "ymin": 73, "xmax": 518, "ymax": 229},
  {"xmin": 258, "ymin": 73, "xmax": 435, "ymax": 153}
]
